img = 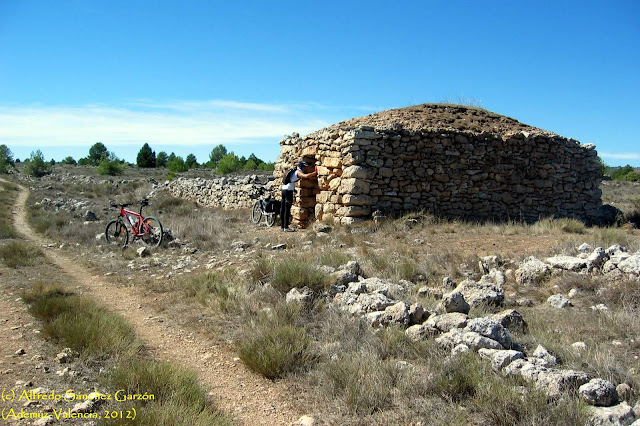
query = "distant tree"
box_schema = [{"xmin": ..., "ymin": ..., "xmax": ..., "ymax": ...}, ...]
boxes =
[
  {"xmin": 0, "ymin": 144, "xmax": 15, "ymax": 174},
  {"xmin": 185, "ymin": 153, "xmax": 198, "ymax": 169},
  {"xmin": 88, "ymin": 142, "xmax": 109, "ymax": 165},
  {"xmin": 258, "ymin": 162, "xmax": 275, "ymax": 171},
  {"xmin": 248, "ymin": 153, "xmax": 263, "ymax": 166},
  {"xmin": 136, "ymin": 143, "xmax": 156, "ymax": 168},
  {"xmin": 50, "ymin": 159, "xmax": 56, "ymax": 165},
  {"xmin": 167, "ymin": 152, "xmax": 177, "ymax": 164},
  {"xmin": 215, "ymin": 152, "xmax": 241, "ymax": 174},
  {"xmin": 24, "ymin": 150, "xmax": 51, "ymax": 177},
  {"xmin": 156, "ymin": 151, "xmax": 168, "ymax": 167},
  {"xmin": 611, "ymin": 165, "xmax": 635, "ymax": 180},
  {"xmin": 167, "ymin": 155, "xmax": 188, "ymax": 173},
  {"xmin": 243, "ymin": 159, "xmax": 258, "ymax": 170},
  {"xmin": 208, "ymin": 144, "xmax": 227, "ymax": 168},
  {"xmin": 97, "ymin": 153, "xmax": 126, "ymax": 176},
  {"xmin": 61, "ymin": 156, "xmax": 77, "ymax": 165},
  {"xmin": 78, "ymin": 157, "xmax": 91, "ymax": 166}
]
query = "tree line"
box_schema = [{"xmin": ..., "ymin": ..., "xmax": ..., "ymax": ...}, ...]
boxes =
[{"xmin": 0, "ymin": 142, "xmax": 275, "ymax": 177}]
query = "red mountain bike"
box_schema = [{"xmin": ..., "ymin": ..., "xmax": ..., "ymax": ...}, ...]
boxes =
[{"xmin": 105, "ymin": 199, "xmax": 163, "ymax": 248}]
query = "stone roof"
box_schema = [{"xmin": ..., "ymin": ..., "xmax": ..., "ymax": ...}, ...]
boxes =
[{"xmin": 311, "ymin": 103, "xmax": 556, "ymax": 137}]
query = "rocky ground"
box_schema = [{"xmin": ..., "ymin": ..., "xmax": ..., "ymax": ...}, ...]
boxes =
[{"xmin": 3, "ymin": 169, "xmax": 640, "ymax": 425}]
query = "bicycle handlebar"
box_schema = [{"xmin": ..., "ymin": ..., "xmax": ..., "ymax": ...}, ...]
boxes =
[{"xmin": 110, "ymin": 199, "xmax": 148, "ymax": 209}]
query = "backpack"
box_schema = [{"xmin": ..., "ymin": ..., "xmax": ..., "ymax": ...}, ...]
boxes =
[{"xmin": 283, "ymin": 168, "xmax": 296, "ymax": 184}]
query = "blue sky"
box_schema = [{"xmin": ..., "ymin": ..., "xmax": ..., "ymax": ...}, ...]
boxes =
[{"xmin": 1, "ymin": 0, "xmax": 638, "ymax": 166}]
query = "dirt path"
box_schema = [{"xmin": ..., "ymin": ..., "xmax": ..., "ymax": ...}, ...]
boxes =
[{"xmin": 9, "ymin": 182, "xmax": 302, "ymax": 425}]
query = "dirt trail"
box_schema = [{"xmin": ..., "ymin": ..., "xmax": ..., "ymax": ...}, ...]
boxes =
[{"xmin": 9, "ymin": 182, "xmax": 301, "ymax": 425}]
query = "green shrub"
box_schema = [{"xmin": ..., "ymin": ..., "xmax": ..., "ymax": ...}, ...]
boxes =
[
  {"xmin": 239, "ymin": 323, "xmax": 311, "ymax": 379},
  {"xmin": 183, "ymin": 272, "xmax": 237, "ymax": 312},
  {"xmin": 97, "ymin": 155, "xmax": 126, "ymax": 176},
  {"xmin": 317, "ymin": 250, "xmax": 353, "ymax": 269},
  {"xmin": 0, "ymin": 144, "xmax": 14, "ymax": 173},
  {"xmin": 23, "ymin": 150, "xmax": 51, "ymax": 177},
  {"xmin": 429, "ymin": 351, "xmax": 482, "ymax": 402},
  {"xmin": 0, "ymin": 182, "xmax": 18, "ymax": 238},
  {"xmin": 0, "ymin": 241, "xmax": 45, "ymax": 268},
  {"xmin": 238, "ymin": 302, "xmax": 314, "ymax": 379},
  {"xmin": 22, "ymin": 283, "xmax": 141, "ymax": 360},
  {"xmin": 271, "ymin": 257, "xmax": 329, "ymax": 293},
  {"xmin": 323, "ymin": 352, "xmax": 397, "ymax": 414},
  {"xmin": 215, "ymin": 153, "xmax": 242, "ymax": 175},
  {"xmin": 535, "ymin": 217, "xmax": 585, "ymax": 234}
]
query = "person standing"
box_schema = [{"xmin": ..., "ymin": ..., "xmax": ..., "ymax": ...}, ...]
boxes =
[{"xmin": 281, "ymin": 161, "xmax": 317, "ymax": 232}]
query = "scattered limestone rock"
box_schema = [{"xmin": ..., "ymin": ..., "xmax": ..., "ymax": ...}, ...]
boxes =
[
  {"xmin": 286, "ymin": 287, "xmax": 313, "ymax": 305},
  {"xmin": 618, "ymin": 255, "xmax": 640, "ymax": 276},
  {"xmin": 453, "ymin": 279, "xmax": 504, "ymax": 307},
  {"xmin": 547, "ymin": 294, "xmax": 572, "ymax": 308},
  {"xmin": 330, "ymin": 269, "xmax": 359, "ymax": 286},
  {"xmin": 587, "ymin": 247, "xmax": 608, "ymax": 271},
  {"xmin": 572, "ymin": 341, "xmax": 588, "ymax": 352},
  {"xmin": 360, "ymin": 277, "xmax": 406, "ymax": 299},
  {"xmin": 462, "ymin": 331, "xmax": 504, "ymax": 351},
  {"xmin": 408, "ymin": 303, "xmax": 429, "ymax": 325},
  {"xmin": 405, "ymin": 323, "xmax": 438, "ymax": 342},
  {"xmin": 451, "ymin": 343, "xmax": 470, "ymax": 356},
  {"xmin": 587, "ymin": 401, "xmax": 636, "ymax": 426},
  {"xmin": 580, "ymin": 378, "xmax": 620, "ymax": 407},
  {"xmin": 578, "ymin": 243, "xmax": 594, "ymax": 253},
  {"xmin": 464, "ymin": 317, "xmax": 512, "ymax": 349},
  {"xmin": 515, "ymin": 256, "xmax": 550, "ymax": 285},
  {"xmin": 478, "ymin": 255, "xmax": 500, "ymax": 274},
  {"xmin": 478, "ymin": 348, "xmax": 525, "ymax": 371},
  {"xmin": 136, "ymin": 246, "xmax": 150, "ymax": 257},
  {"xmin": 490, "ymin": 309, "xmax": 528, "ymax": 334},
  {"xmin": 442, "ymin": 276, "xmax": 456, "ymax": 290},
  {"xmin": 297, "ymin": 415, "xmax": 316, "ymax": 426},
  {"xmin": 546, "ymin": 255, "xmax": 588, "ymax": 271},
  {"xmin": 532, "ymin": 345, "xmax": 558, "ymax": 366},
  {"xmin": 535, "ymin": 369, "xmax": 591, "ymax": 398},
  {"xmin": 272, "ymin": 243, "xmax": 287, "ymax": 251},
  {"xmin": 425, "ymin": 312, "xmax": 469, "ymax": 333},
  {"xmin": 380, "ymin": 301, "xmax": 410, "ymax": 326},
  {"xmin": 33, "ymin": 416, "xmax": 55, "ymax": 426},
  {"xmin": 617, "ymin": 383, "xmax": 632, "ymax": 402},
  {"xmin": 440, "ymin": 291, "xmax": 470, "ymax": 314}
]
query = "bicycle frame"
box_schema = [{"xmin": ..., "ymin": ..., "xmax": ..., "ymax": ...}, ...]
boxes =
[{"xmin": 119, "ymin": 206, "xmax": 152, "ymax": 237}]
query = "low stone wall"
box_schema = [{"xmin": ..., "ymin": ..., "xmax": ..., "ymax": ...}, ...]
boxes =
[
  {"xmin": 275, "ymin": 127, "xmax": 604, "ymax": 226},
  {"xmin": 166, "ymin": 175, "xmax": 273, "ymax": 209}
]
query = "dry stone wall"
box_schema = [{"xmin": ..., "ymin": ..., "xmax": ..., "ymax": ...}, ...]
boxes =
[
  {"xmin": 166, "ymin": 175, "xmax": 273, "ymax": 209},
  {"xmin": 275, "ymin": 122, "xmax": 604, "ymax": 227}
]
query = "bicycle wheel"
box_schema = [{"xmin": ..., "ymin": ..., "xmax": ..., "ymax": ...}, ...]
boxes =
[
  {"xmin": 105, "ymin": 220, "xmax": 129, "ymax": 247},
  {"xmin": 140, "ymin": 216, "xmax": 163, "ymax": 248},
  {"xmin": 251, "ymin": 201, "xmax": 262, "ymax": 224},
  {"xmin": 265, "ymin": 213, "xmax": 277, "ymax": 227}
]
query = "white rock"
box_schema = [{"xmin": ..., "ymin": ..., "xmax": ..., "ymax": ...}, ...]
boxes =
[
  {"xmin": 546, "ymin": 255, "xmax": 588, "ymax": 271},
  {"xmin": 587, "ymin": 401, "xmax": 636, "ymax": 426},
  {"xmin": 532, "ymin": 344, "xmax": 558, "ymax": 366},
  {"xmin": 547, "ymin": 294, "xmax": 572, "ymax": 308},
  {"xmin": 515, "ymin": 256, "xmax": 550, "ymax": 285},
  {"xmin": 441, "ymin": 290, "xmax": 470, "ymax": 314},
  {"xmin": 580, "ymin": 378, "xmax": 620, "ymax": 407},
  {"xmin": 619, "ymin": 255, "xmax": 640, "ymax": 276}
]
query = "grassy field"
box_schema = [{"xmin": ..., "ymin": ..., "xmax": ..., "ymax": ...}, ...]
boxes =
[{"xmin": 8, "ymin": 166, "xmax": 640, "ymax": 424}]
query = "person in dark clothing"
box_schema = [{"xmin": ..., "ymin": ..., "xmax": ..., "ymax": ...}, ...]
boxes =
[{"xmin": 281, "ymin": 161, "xmax": 317, "ymax": 232}]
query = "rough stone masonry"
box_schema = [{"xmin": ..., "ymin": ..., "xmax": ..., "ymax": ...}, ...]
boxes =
[{"xmin": 274, "ymin": 104, "xmax": 607, "ymax": 227}]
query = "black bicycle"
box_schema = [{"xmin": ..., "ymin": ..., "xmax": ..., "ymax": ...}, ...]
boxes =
[{"xmin": 250, "ymin": 194, "xmax": 280, "ymax": 227}]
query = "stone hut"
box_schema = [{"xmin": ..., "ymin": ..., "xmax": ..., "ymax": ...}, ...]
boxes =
[{"xmin": 274, "ymin": 104, "xmax": 605, "ymax": 227}]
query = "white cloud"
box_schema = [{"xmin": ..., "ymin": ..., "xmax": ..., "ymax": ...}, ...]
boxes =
[
  {"xmin": 0, "ymin": 100, "xmax": 342, "ymax": 148},
  {"xmin": 600, "ymin": 152, "xmax": 640, "ymax": 161}
]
